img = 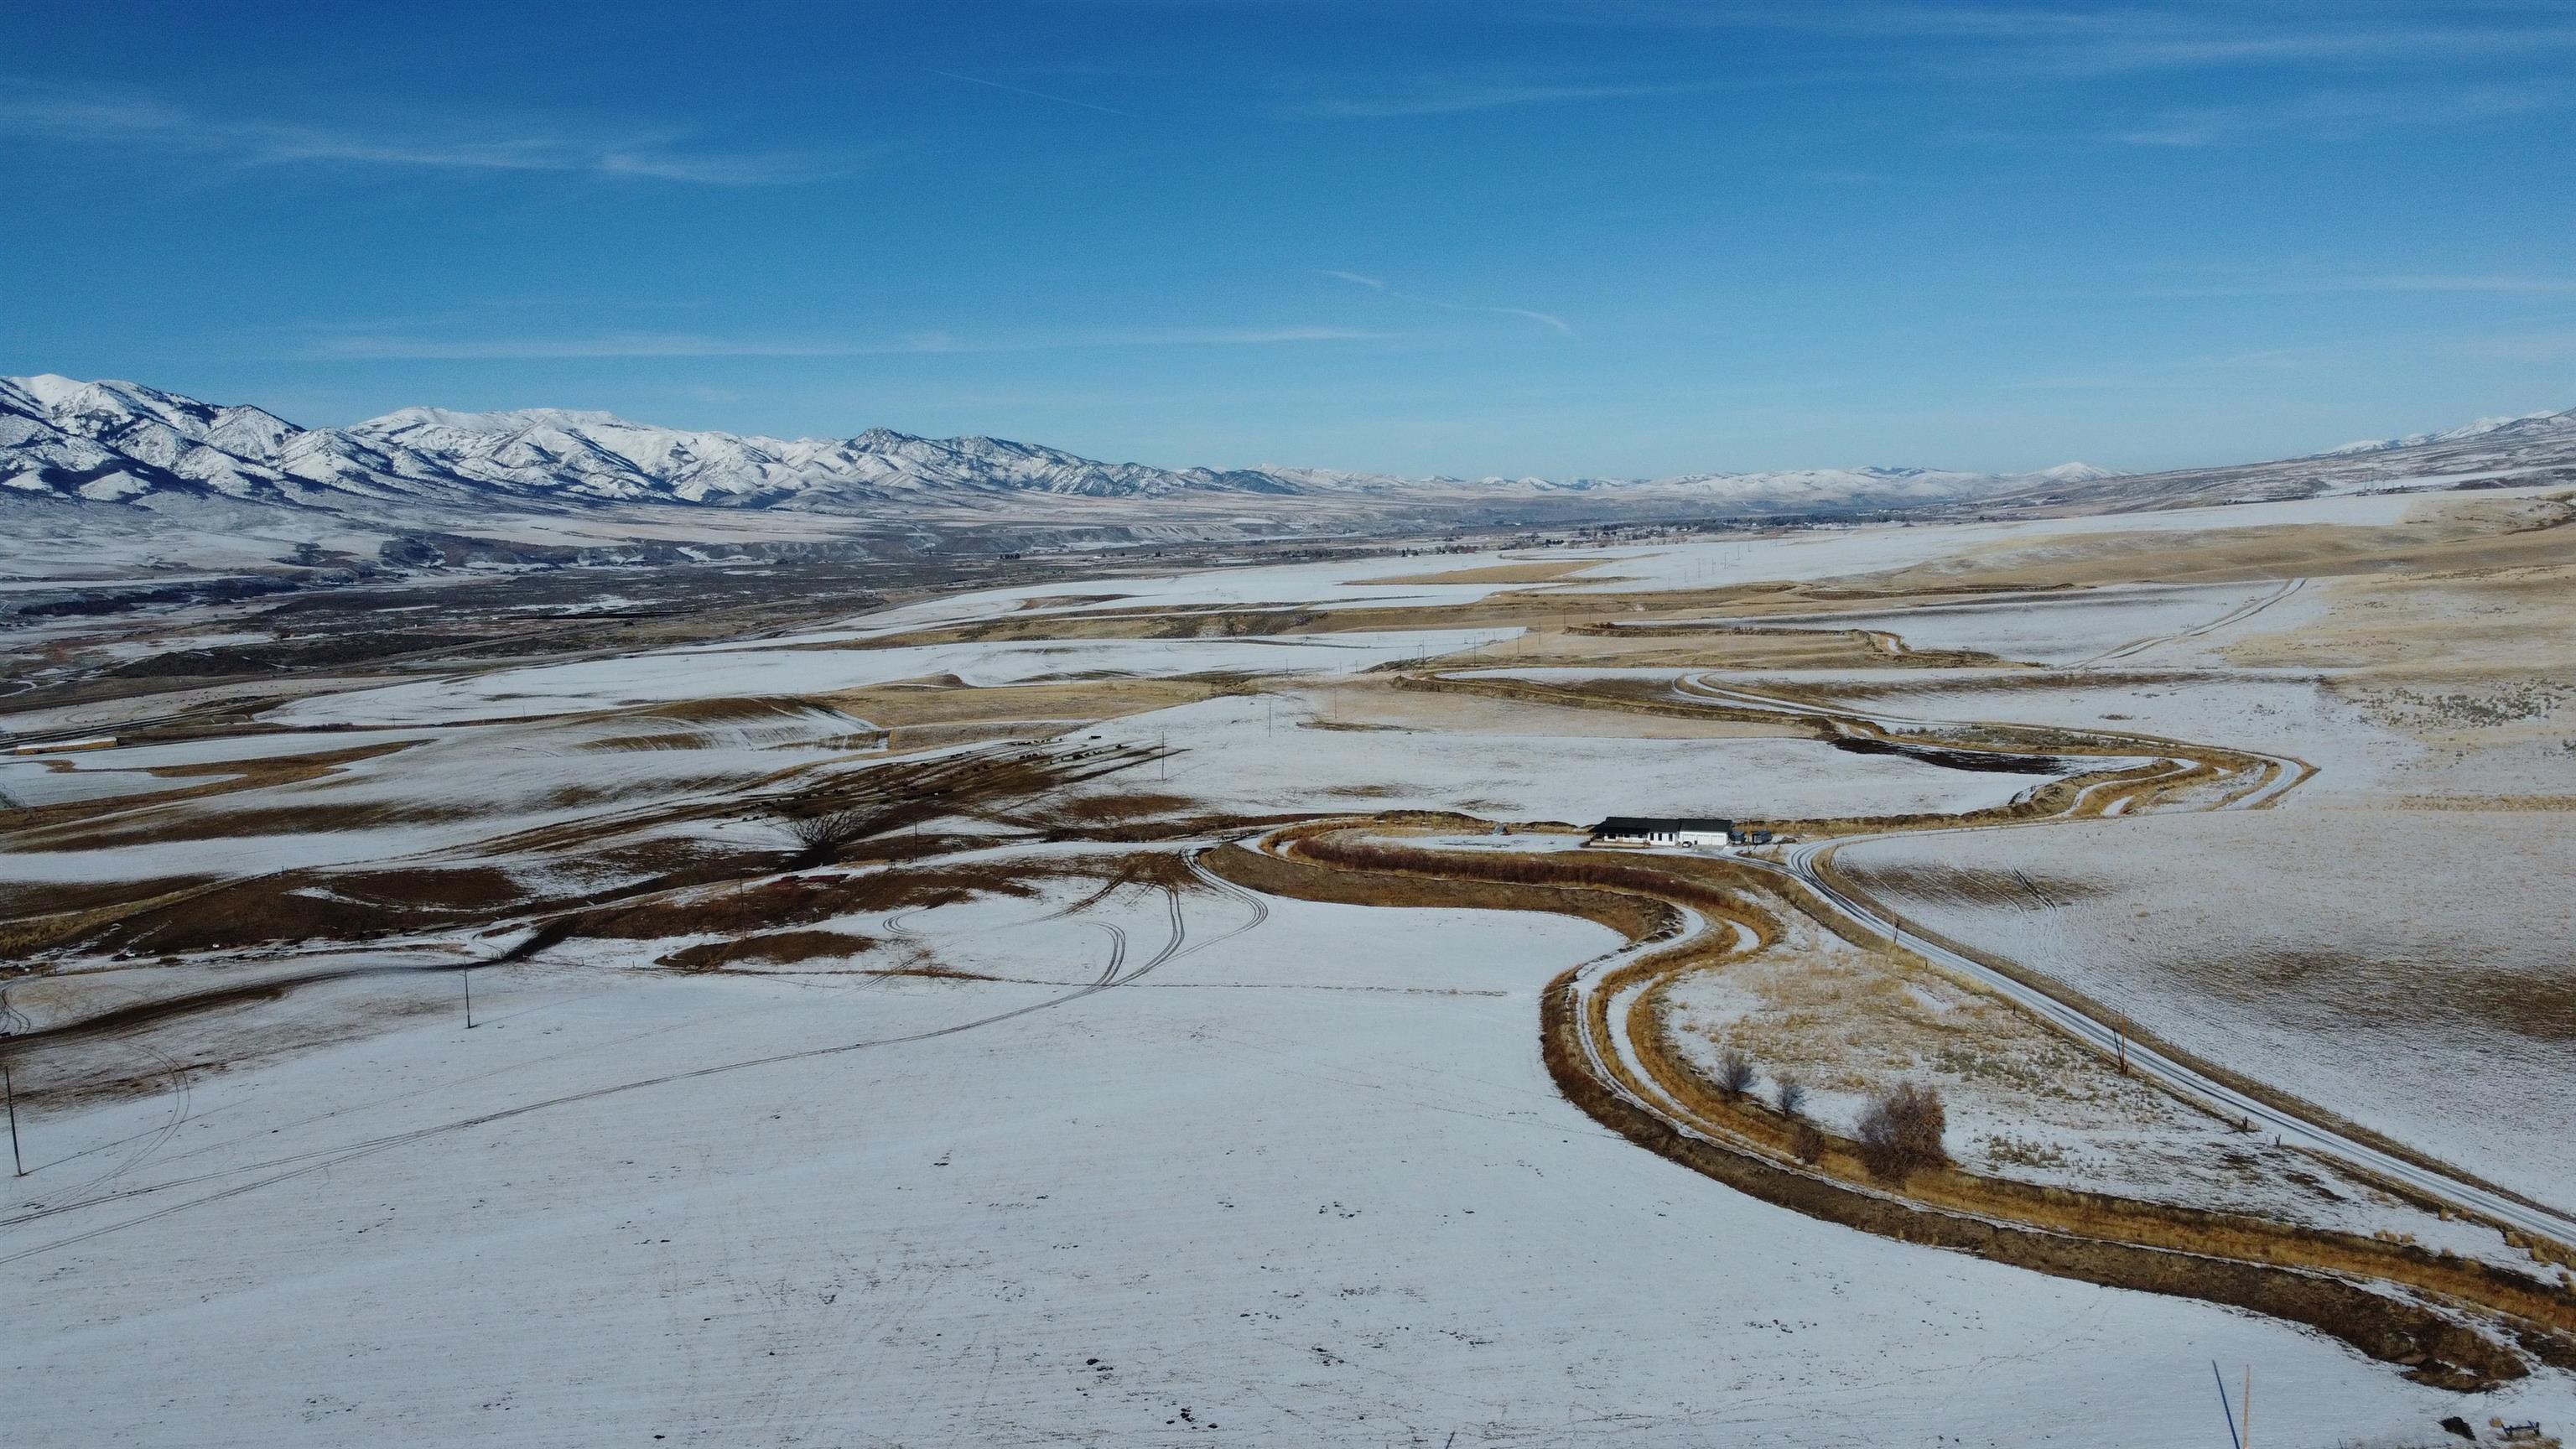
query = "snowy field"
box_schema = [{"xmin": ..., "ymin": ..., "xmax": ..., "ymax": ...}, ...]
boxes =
[
  {"xmin": 7, "ymin": 885, "xmax": 2545, "ymax": 1448},
  {"xmin": 0, "ymin": 705, "xmax": 884, "ymax": 885},
  {"xmin": 1691, "ymin": 667, "xmax": 2426, "ymax": 802},
  {"xmin": 268, "ymin": 629, "xmax": 1520, "ymax": 728},
  {"xmin": 1625, "ymin": 579, "xmax": 2318, "ymax": 668},
  {"xmin": 740, "ymin": 488, "xmax": 2474, "ymax": 650},
  {"xmin": 1064, "ymin": 693, "xmax": 2055, "ymax": 823},
  {"xmin": 8, "ymin": 476, "xmax": 2573, "ymax": 1445},
  {"xmin": 1833, "ymin": 810, "xmax": 2576, "ymax": 1212}
]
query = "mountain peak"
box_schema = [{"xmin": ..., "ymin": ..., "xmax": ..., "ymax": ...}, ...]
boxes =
[
  {"xmin": 2021, "ymin": 461, "xmax": 2123, "ymax": 483},
  {"xmin": 355, "ymin": 405, "xmax": 647, "ymax": 436}
]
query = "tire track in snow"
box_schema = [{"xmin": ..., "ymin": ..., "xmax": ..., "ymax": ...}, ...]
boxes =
[{"xmin": 0, "ymin": 847, "xmax": 1272, "ymax": 1263}]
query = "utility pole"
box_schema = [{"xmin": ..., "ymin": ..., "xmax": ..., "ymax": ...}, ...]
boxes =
[{"xmin": 3, "ymin": 1059, "xmax": 21, "ymax": 1176}]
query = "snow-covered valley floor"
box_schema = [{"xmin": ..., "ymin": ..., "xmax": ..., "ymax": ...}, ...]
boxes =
[
  {"xmin": 8, "ymin": 888, "xmax": 2543, "ymax": 1447},
  {"xmin": 8, "ymin": 486, "xmax": 2576, "ymax": 1446}
]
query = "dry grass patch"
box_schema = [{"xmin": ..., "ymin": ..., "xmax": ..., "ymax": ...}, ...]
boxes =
[
  {"xmin": 823, "ymin": 676, "xmax": 1230, "ymax": 730},
  {"xmin": 827, "ymin": 606, "xmax": 1330, "ymax": 648},
  {"xmin": 0, "ymin": 740, "xmax": 422, "ymax": 844},
  {"xmin": 1350, "ymin": 558, "xmax": 1612, "ymax": 586},
  {"xmin": 583, "ymin": 865, "xmax": 1042, "ymax": 942},
  {"xmin": 29, "ymin": 866, "xmax": 534, "ymax": 958},
  {"xmin": 1202, "ymin": 841, "xmax": 1675, "ymax": 943},
  {"xmin": 660, "ymin": 928, "xmax": 879, "ymax": 972}
]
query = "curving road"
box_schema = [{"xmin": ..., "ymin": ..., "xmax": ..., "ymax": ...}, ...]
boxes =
[
  {"xmin": 1738, "ymin": 839, "xmax": 2576, "ymax": 1242},
  {"xmin": 1644, "ymin": 669, "xmax": 2573, "ymax": 1240}
]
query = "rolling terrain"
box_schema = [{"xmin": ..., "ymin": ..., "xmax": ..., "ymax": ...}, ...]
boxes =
[{"xmin": 3, "ymin": 400, "xmax": 2574, "ymax": 1445}]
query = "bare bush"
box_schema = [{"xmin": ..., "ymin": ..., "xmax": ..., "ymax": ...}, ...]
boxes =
[
  {"xmin": 776, "ymin": 806, "xmax": 889, "ymax": 865},
  {"xmin": 1855, "ymin": 1082, "xmax": 1949, "ymax": 1182},
  {"xmin": 1774, "ymin": 1075, "xmax": 1807, "ymax": 1118},
  {"xmin": 1718, "ymin": 1048, "xmax": 1758, "ymax": 1101},
  {"xmin": 1790, "ymin": 1119, "xmax": 1826, "ymax": 1165}
]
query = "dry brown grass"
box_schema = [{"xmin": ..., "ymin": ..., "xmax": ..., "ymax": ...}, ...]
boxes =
[
  {"xmin": 0, "ymin": 876, "xmax": 227, "ymax": 958},
  {"xmin": 659, "ymin": 928, "xmax": 878, "ymax": 972},
  {"xmin": 1231, "ymin": 823, "xmax": 2576, "ymax": 1383},
  {"xmin": 1350, "ymin": 558, "xmax": 1613, "ymax": 586},
  {"xmin": 822, "ymin": 676, "xmax": 1231, "ymax": 730},
  {"xmin": 0, "ymin": 740, "xmax": 422, "ymax": 847},
  {"xmin": 1315, "ymin": 676, "xmax": 1794, "ymax": 739},
  {"xmin": 1201, "ymin": 842, "xmax": 1675, "ymax": 943},
  {"xmin": 1540, "ymin": 971, "xmax": 2545, "ymax": 1388},
  {"xmin": 582, "ymin": 865, "xmax": 1040, "ymax": 941},
  {"xmin": 1392, "ymin": 670, "xmax": 1815, "ymax": 730},
  {"xmin": 1033, "ymin": 791, "xmax": 1202, "ymax": 825},
  {"xmin": 819, "ymin": 606, "xmax": 1331, "ymax": 650},
  {"xmin": 19, "ymin": 866, "xmax": 535, "ymax": 959}
]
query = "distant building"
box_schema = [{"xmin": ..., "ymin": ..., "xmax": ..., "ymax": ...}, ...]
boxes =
[{"xmin": 1591, "ymin": 816, "xmax": 1736, "ymax": 848}]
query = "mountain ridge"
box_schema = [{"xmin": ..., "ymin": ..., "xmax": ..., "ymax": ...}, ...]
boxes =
[
  {"xmin": 3, "ymin": 374, "xmax": 2117, "ymax": 519},
  {"xmin": 7, "ymin": 375, "xmax": 2573, "ymax": 569}
]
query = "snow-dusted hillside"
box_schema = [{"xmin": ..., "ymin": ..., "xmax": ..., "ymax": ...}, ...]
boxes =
[
  {"xmin": 1, "ymin": 374, "xmax": 2091, "ymax": 523},
  {"xmin": 2323, "ymin": 407, "xmax": 2576, "ymax": 456},
  {"xmin": 1979, "ymin": 402, "xmax": 2576, "ymax": 512}
]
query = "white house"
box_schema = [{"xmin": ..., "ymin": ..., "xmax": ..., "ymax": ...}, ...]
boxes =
[{"xmin": 1590, "ymin": 815, "xmax": 1737, "ymax": 848}]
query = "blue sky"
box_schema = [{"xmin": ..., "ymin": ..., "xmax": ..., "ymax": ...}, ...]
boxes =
[{"xmin": 3, "ymin": 1, "xmax": 2572, "ymax": 476}]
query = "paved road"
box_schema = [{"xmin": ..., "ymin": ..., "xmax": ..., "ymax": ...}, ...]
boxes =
[
  {"xmin": 1649, "ymin": 666, "xmax": 2572, "ymax": 1239},
  {"xmin": 1731, "ymin": 838, "xmax": 2576, "ymax": 1244}
]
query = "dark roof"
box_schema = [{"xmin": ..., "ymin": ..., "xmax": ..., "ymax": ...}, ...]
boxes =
[{"xmin": 1593, "ymin": 815, "xmax": 1735, "ymax": 834}]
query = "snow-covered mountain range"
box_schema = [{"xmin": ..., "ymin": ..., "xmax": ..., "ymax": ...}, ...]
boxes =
[
  {"xmin": 0, "ymin": 373, "xmax": 2102, "ymax": 520},
  {"xmin": 5, "ymin": 374, "xmax": 2571, "ymax": 584},
  {"xmin": 0, "ymin": 376, "xmax": 1319, "ymax": 512}
]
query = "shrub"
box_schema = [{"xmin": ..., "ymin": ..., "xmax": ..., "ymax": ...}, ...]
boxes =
[
  {"xmin": 1856, "ymin": 1082, "xmax": 1949, "ymax": 1182},
  {"xmin": 1790, "ymin": 1119, "xmax": 1827, "ymax": 1165},
  {"xmin": 1774, "ymin": 1075, "xmax": 1807, "ymax": 1118},
  {"xmin": 776, "ymin": 805, "xmax": 894, "ymax": 865},
  {"xmin": 1718, "ymin": 1049, "xmax": 1758, "ymax": 1101}
]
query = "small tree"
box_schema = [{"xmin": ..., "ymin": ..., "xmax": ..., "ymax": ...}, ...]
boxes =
[
  {"xmin": 1718, "ymin": 1049, "xmax": 1758, "ymax": 1102},
  {"xmin": 1774, "ymin": 1075, "xmax": 1807, "ymax": 1118},
  {"xmin": 1856, "ymin": 1082, "xmax": 1949, "ymax": 1183},
  {"xmin": 1790, "ymin": 1119, "xmax": 1827, "ymax": 1165}
]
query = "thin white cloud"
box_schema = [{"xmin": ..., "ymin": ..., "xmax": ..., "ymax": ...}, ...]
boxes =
[
  {"xmin": 929, "ymin": 70, "xmax": 1130, "ymax": 117},
  {"xmin": 2105, "ymin": 80, "xmax": 2568, "ymax": 146},
  {"xmin": 1285, "ymin": 78, "xmax": 1715, "ymax": 119},
  {"xmin": 0, "ymin": 84, "xmax": 841, "ymax": 185},
  {"xmin": 1321, "ymin": 269, "xmax": 1572, "ymax": 335},
  {"xmin": 1482, "ymin": 305, "xmax": 1576, "ymax": 335},
  {"xmin": 1536, "ymin": 4, "xmax": 2576, "ymax": 76},
  {"xmin": 304, "ymin": 326, "xmax": 1383, "ymax": 361},
  {"xmin": 2148, "ymin": 273, "xmax": 2576, "ymax": 298}
]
